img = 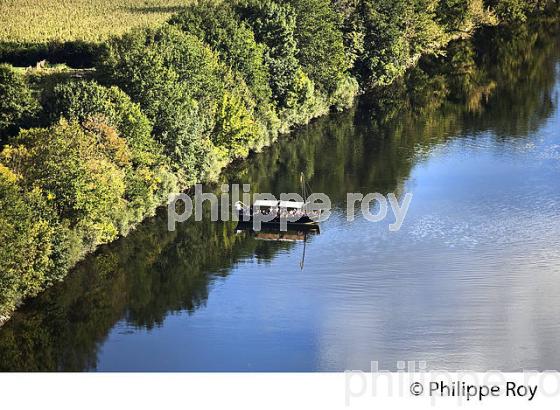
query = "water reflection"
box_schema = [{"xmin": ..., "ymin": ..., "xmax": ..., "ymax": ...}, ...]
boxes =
[{"xmin": 0, "ymin": 21, "xmax": 559, "ymax": 371}]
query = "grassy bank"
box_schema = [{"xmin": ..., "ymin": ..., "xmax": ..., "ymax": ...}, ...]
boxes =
[{"xmin": 1, "ymin": 0, "xmax": 559, "ymax": 325}]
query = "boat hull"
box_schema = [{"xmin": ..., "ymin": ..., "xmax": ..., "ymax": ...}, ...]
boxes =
[{"xmin": 236, "ymin": 212, "xmax": 319, "ymax": 230}]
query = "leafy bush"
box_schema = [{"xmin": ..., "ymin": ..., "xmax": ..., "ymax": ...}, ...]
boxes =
[
  {"xmin": 213, "ymin": 90, "xmax": 261, "ymax": 158},
  {"xmin": 437, "ymin": 0, "xmax": 472, "ymax": 30},
  {"xmin": 489, "ymin": 0, "xmax": 530, "ymax": 22},
  {"xmin": 484, "ymin": 0, "xmax": 559, "ymax": 23},
  {"xmin": 330, "ymin": 74, "xmax": 360, "ymax": 111}
]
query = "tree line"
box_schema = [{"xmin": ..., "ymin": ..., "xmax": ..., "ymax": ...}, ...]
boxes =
[{"xmin": 1, "ymin": 0, "xmax": 559, "ymax": 322}]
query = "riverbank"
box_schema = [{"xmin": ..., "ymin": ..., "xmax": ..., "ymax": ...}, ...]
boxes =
[{"xmin": 1, "ymin": 0, "xmax": 559, "ymax": 326}]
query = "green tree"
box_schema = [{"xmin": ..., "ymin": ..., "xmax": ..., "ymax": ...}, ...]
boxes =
[
  {"xmin": 170, "ymin": 2, "xmax": 281, "ymax": 141},
  {"xmin": 1, "ymin": 120, "xmax": 128, "ymax": 248},
  {"xmin": 331, "ymin": 0, "xmax": 366, "ymax": 69},
  {"xmin": 45, "ymin": 81, "xmax": 179, "ymax": 224},
  {"xmin": 213, "ymin": 90, "xmax": 261, "ymax": 159},
  {"xmin": 47, "ymin": 80, "xmax": 161, "ymax": 166},
  {"xmin": 236, "ymin": 0, "xmax": 312, "ymax": 109},
  {"xmin": 489, "ymin": 0, "xmax": 530, "ymax": 22},
  {"xmin": 286, "ymin": 0, "xmax": 348, "ymax": 93},
  {"xmin": 0, "ymin": 64, "xmax": 38, "ymax": 139},
  {"xmin": 98, "ymin": 26, "xmax": 203, "ymax": 183},
  {"xmin": 170, "ymin": 2, "xmax": 273, "ymax": 106},
  {"xmin": 99, "ymin": 24, "xmax": 270, "ymax": 183},
  {"xmin": 437, "ymin": 0, "xmax": 471, "ymax": 30},
  {"xmin": 484, "ymin": 0, "xmax": 560, "ymax": 23},
  {"xmin": 0, "ymin": 164, "xmax": 70, "ymax": 320},
  {"xmin": 437, "ymin": 0, "xmax": 498, "ymax": 33},
  {"xmin": 356, "ymin": 0, "xmax": 446, "ymax": 87}
]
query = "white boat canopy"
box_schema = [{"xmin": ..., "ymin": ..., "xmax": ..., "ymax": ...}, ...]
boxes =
[
  {"xmin": 278, "ymin": 201, "xmax": 305, "ymax": 209},
  {"xmin": 253, "ymin": 200, "xmax": 306, "ymax": 209},
  {"xmin": 253, "ymin": 200, "xmax": 280, "ymax": 208}
]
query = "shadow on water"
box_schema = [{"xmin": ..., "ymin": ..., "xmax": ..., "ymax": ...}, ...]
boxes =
[{"xmin": 0, "ymin": 21, "xmax": 559, "ymax": 371}]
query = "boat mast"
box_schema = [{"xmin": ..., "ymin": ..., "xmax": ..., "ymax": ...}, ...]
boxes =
[
  {"xmin": 301, "ymin": 172, "xmax": 311, "ymax": 215},
  {"xmin": 300, "ymin": 172, "xmax": 305, "ymax": 215}
]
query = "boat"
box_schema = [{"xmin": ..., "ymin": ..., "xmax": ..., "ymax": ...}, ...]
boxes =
[
  {"xmin": 235, "ymin": 199, "xmax": 321, "ymax": 229},
  {"xmin": 234, "ymin": 173, "xmax": 321, "ymax": 230}
]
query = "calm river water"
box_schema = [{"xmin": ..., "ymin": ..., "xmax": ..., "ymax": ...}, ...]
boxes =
[{"xmin": 1, "ymin": 23, "xmax": 559, "ymax": 371}]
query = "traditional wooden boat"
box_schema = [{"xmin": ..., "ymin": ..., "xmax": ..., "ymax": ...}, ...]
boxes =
[
  {"xmin": 234, "ymin": 199, "xmax": 320, "ymax": 229},
  {"xmin": 234, "ymin": 173, "xmax": 321, "ymax": 230}
]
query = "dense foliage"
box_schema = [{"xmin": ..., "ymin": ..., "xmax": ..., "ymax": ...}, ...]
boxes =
[
  {"xmin": 169, "ymin": 3, "xmax": 273, "ymax": 106},
  {"xmin": 46, "ymin": 81, "xmax": 178, "ymax": 223},
  {"xmin": 0, "ymin": 64, "xmax": 38, "ymax": 140},
  {"xmin": 287, "ymin": 0, "xmax": 348, "ymax": 93},
  {"xmin": 0, "ymin": 164, "xmax": 70, "ymax": 321},
  {"xmin": 98, "ymin": 25, "xmax": 274, "ymax": 184},
  {"xmin": 1, "ymin": 0, "xmax": 559, "ymax": 321}
]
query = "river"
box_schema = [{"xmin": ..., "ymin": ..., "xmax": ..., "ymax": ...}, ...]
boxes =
[{"xmin": 1, "ymin": 22, "xmax": 559, "ymax": 372}]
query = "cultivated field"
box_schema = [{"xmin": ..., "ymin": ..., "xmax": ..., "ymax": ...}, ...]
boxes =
[{"xmin": 0, "ymin": 0, "xmax": 194, "ymax": 43}]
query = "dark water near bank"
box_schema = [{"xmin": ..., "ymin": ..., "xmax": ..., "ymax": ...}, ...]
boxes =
[{"xmin": 1, "ymin": 23, "xmax": 560, "ymax": 372}]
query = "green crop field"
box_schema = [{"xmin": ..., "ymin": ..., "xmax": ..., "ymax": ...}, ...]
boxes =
[{"xmin": 0, "ymin": 0, "xmax": 195, "ymax": 43}]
